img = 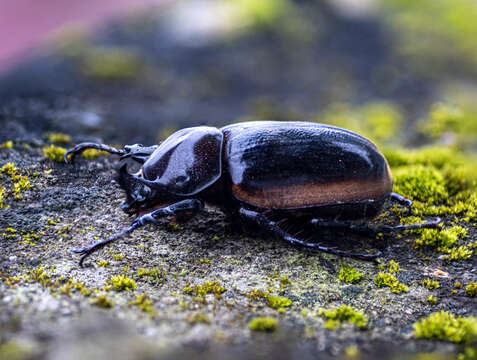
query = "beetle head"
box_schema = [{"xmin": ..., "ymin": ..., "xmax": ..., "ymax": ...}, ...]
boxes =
[{"xmin": 116, "ymin": 164, "xmax": 155, "ymax": 214}]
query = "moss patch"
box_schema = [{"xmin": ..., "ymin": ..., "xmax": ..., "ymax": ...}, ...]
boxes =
[
  {"xmin": 374, "ymin": 273, "xmax": 408, "ymax": 294},
  {"xmin": 465, "ymin": 282, "xmax": 477, "ymax": 297},
  {"xmin": 248, "ymin": 317, "xmax": 278, "ymax": 332},
  {"xmin": 319, "ymin": 305, "xmax": 368, "ymax": 330},
  {"xmin": 413, "ymin": 311, "xmax": 477, "ymax": 345},
  {"xmin": 109, "ymin": 275, "xmax": 137, "ymax": 291},
  {"xmin": 338, "ymin": 265, "xmax": 364, "ymax": 284},
  {"xmin": 43, "ymin": 145, "xmax": 67, "ymax": 163}
]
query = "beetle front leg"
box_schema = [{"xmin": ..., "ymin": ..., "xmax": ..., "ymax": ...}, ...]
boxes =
[
  {"xmin": 73, "ymin": 199, "xmax": 204, "ymax": 267},
  {"xmin": 239, "ymin": 208, "xmax": 381, "ymax": 261},
  {"xmin": 310, "ymin": 217, "xmax": 442, "ymax": 236}
]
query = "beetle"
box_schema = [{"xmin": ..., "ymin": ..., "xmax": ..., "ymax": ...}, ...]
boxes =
[{"xmin": 65, "ymin": 121, "xmax": 441, "ymax": 266}]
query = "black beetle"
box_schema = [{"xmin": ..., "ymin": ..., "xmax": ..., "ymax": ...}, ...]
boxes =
[{"xmin": 65, "ymin": 121, "xmax": 440, "ymax": 266}]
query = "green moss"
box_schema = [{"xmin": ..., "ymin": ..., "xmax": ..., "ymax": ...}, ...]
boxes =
[
  {"xmin": 182, "ymin": 280, "xmax": 226, "ymax": 298},
  {"xmin": 90, "ymin": 294, "xmax": 114, "ymax": 308},
  {"xmin": 97, "ymin": 260, "xmax": 109, "ymax": 268},
  {"xmin": 46, "ymin": 132, "xmax": 71, "ymax": 144},
  {"xmin": 0, "ymin": 187, "xmax": 6, "ymax": 209},
  {"xmin": 136, "ymin": 267, "xmax": 167, "ymax": 284},
  {"xmin": 416, "ymin": 226, "xmax": 468, "ymax": 250},
  {"xmin": 374, "ymin": 273, "xmax": 408, "ymax": 294},
  {"xmin": 0, "ymin": 340, "xmax": 32, "ymax": 360},
  {"xmin": 187, "ymin": 312, "xmax": 211, "ymax": 325},
  {"xmin": 441, "ymin": 246, "xmax": 473, "ymax": 261},
  {"xmin": 0, "ymin": 163, "xmax": 31, "ymax": 200},
  {"xmin": 317, "ymin": 102, "xmax": 403, "ymax": 144},
  {"xmin": 248, "ymin": 317, "xmax": 278, "ymax": 332},
  {"xmin": 82, "ymin": 148, "xmax": 109, "ymax": 160},
  {"xmin": 384, "ymin": 146, "xmax": 464, "ymax": 169},
  {"xmin": 319, "ymin": 305, "xmax": 368, "ymax": 330},
  {"xmin": 113, "ymin": 253, "xmax": 123, "ymax": 261},
  {"xmin": 266, "ymin": 295, "xmax": 292, "ymax": 309},
  {"xmin": 465, "ymin": 282, "xmax": 477, "ymax": 297},
  {"xmin": 393, "ymin": 165, "xmax": 448, "ymax": 205},
  {"xmin": 427, "ymin": 295, "xmax": 438, "ymax": 305},
  {"xmin": 81, "ymin": 46, "xmax": 142, "ymax": 80},
  {"xmin": 413, "ymin": 311, "xmax": 477, "ymax": 345},
  {"xmin": 338, "ymin": 265, "xmax": 364, "ymax": 284},
  {"xmin": 248, "ymin": 289, "xmax": 268, "ymax": 300},
  {"xmin": 422, "ymin": 279, "xmax": 440, "ymax": 290},
  {"xmin": 129, "ymin": 294, "xmax": 155, "ymax": 317},
  {"xmin": 43, "ymin": 145, "xmax": 67, "ymax": 163},
  {"xmin": 109, "ymin": 275, "xmax": 136, "ymax": 291},
  {"xmin": 0, "ymin": 140, "xmax": 13, "ymax": 149}
]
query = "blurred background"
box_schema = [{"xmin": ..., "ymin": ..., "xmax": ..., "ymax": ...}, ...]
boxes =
[{"xmin": 1, "ymin": 0, "xmax": 476, "ymax": 150}]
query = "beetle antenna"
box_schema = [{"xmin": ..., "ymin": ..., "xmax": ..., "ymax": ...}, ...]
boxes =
[{"xmin": 64, "ymin": 143, "xmax": 126, "ymax": 163}]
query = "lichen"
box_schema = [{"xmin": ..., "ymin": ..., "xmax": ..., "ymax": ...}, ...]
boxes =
[
  {"xmin": 338, "ymin": 265, "xmax": 364, "ymax": 284},
  {"xmin": 318, "ymin": 305, "xmax": 368, "ymax": 330},
  {"xmin": 43, "ymin": 145, "xmax": 67, "ymax": 163},
  {"xmin": 374, "ymin": 273, "xmax": 408, "ymax": 294},
  {"xmin": 413, "ymin": 311, "xmax": 477, "ymax": 345},
  {"xmin": 248, "ymin": 317, "xmax": 278, "ymax": 332},
  {"xmin": 465, "ymin": 282, "xmax": 477, "ymax": 297},
  {"xmin": 109, "ymin": 275, "xmax": 136, "ymax": 291}
]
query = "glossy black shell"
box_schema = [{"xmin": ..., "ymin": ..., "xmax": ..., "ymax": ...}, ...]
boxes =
[
  {"xmin": 221, "ymin": 121, "xmax": 392, "ymax": 211},
  {"xmin": 142, "ymin": 126, "xmax": 223, "ymax": 196}
]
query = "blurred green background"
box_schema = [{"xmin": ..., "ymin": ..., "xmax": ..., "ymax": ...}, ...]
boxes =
[{"xmin": 1, "ymin": 0, "xmax": 476, "ymax": 151}]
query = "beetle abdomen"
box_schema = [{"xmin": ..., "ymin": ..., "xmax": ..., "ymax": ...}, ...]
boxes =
[{"xmin": 222, "ymin": 121, "xmax": 392, "ymax": 209}]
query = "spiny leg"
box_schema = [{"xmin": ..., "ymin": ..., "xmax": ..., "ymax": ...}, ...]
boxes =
[
  {"xmin": 239, "ymin": 208, "xmax": 381, "ymax": 261},
  {"xmin": 310, "ymin": 217, "xmax": 442, "ymax": 236},
  {"xmin": 73, "ymin": 199, "xmax": 203, "ymax": 267}
]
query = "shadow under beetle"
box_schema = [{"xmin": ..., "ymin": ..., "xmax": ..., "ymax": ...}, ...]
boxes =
[{"xmin": 65, "ymin": 121, "xmax": 441, "ymax": 266}]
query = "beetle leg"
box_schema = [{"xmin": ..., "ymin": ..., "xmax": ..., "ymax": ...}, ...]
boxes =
[
  {"xmin": 390, "ymin": 192, "xmax": 413, "ymax": 214},
  {"xmin": 239, "ymin": 208, "xmax": 381, "ymax": 261},
  {"xmin": 72, "ymin": 199, "xmax": 204, "ymax": 267},
  {"xmin": 64, "ymin": 143, "xmax": 126, "ymax": 163},
  {"xmin": 310, "ymin": 217, "xmax": 442, "ymax": 236}
]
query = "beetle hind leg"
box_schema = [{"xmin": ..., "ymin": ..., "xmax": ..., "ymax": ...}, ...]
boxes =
[{"xmin": 239, "ymin": 208, "xmax": 381, "ymax": 261}]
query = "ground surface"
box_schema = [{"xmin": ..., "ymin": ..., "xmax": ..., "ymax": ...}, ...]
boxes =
[{"xmin": 0, "ymin": 1, "xmax": 476, "ymax": 359}]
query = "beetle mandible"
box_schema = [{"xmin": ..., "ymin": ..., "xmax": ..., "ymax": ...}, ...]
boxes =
[{"xmin": 65, "ymin": 121, "xmax": 441, "ymax": 266}]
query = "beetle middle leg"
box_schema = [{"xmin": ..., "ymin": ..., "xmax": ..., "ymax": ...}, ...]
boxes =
[
  {"xmin": 73, "ymin": 199, "xmax": 204, "ymax": 267},
  {"xmin": 239, "ymin": 208, "xmax": 381, "ymax": 261}
]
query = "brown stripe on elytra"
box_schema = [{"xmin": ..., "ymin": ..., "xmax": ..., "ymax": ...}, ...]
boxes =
[{"xmin": 231, "ymin": 177, "xmax": 393, "ymax": 210}]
